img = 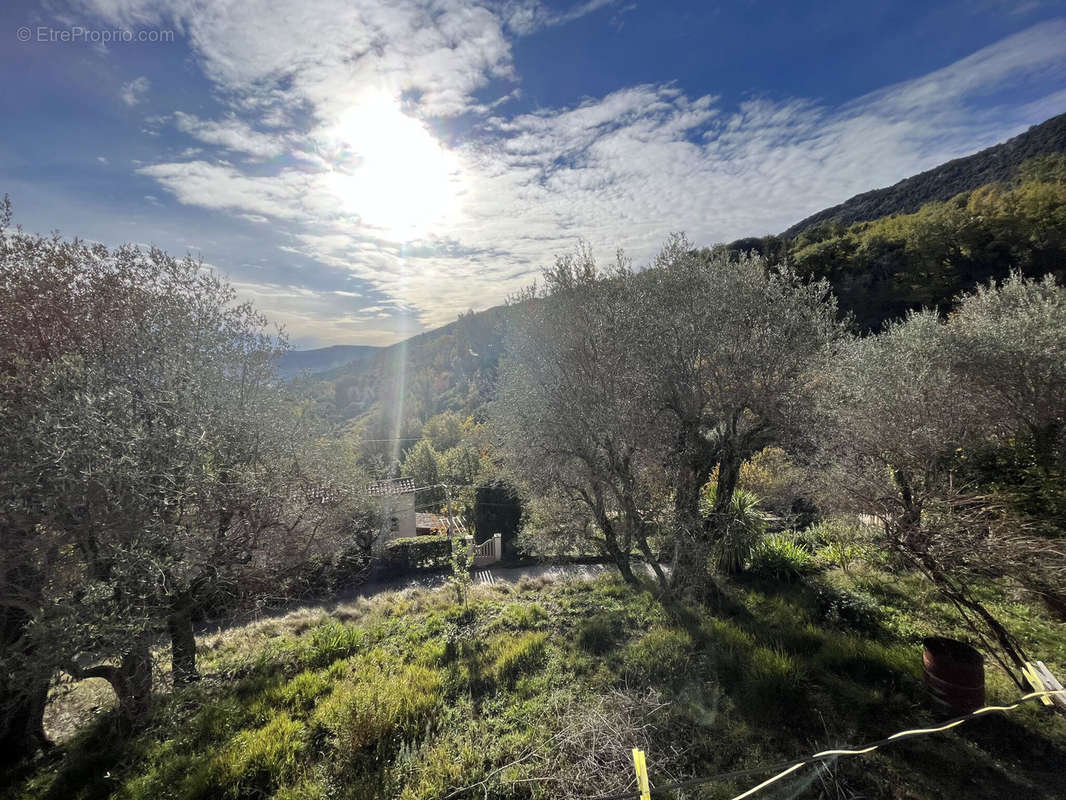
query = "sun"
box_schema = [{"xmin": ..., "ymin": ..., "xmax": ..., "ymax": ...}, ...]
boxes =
[{"xmin": 319, "ymin": 93, "xmax": 461, "ymax": 240}]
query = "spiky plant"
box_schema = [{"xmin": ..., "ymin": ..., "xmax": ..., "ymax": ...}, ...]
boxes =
[{"xmin": 702, "ymin": 485, "xmax": 767, "ymax": 574}]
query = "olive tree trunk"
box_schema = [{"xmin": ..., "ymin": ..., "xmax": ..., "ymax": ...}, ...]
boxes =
[
  {"xmin": 167, "ymin": 606, "xmax": 199, "ymax": 687},
  {"xmin": 0, "ymin": 606, "xmax": 49, "ymax": 766},
  {"xmin": 75, "ymin": 634, "xmax": 154, "ymax": 724}
]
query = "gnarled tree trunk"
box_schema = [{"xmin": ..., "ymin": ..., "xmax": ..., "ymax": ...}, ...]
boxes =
[
  {"xmin": 74, "ymin": 634, "xmax": 154, "ymax": 725},
  {"xmin": 168, "ymin": 606, "xmax": 198, "ymax": 687},
  {"xmin": 0, "ymin": 608, "xmax": 49, "ymax": 766}
]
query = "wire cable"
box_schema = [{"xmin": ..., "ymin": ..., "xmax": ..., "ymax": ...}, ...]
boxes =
[{"xmin": 580, "ymin": 688, "xmax": 1066, "ymax": 800}]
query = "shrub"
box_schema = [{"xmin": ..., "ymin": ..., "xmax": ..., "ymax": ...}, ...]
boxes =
[
  {"xmin": 273, "ymin": 540, "xmax": 374, "ymax": 600},
  {"xmin": 738, "ymin": 446, "xmax": 803, "ymax": 516},
  {"xmin": 703, "ymin": 487, "xmax": 768, "ymax": 573},
  {"xmin": 383, "ymin": 534, "xmax": 454, "ymax": 572},
  {"xmin": 815, "ymin": 587, "xmax": 880, "ymax": 632},
  {"xmin": 749, "ymin": 531, "xmax": 818, "ymax": 582},
  {"xmin": 577, "ymin": 614, "xmax": 622, "ymax": 654},
  {"xmin": 276, "ymin": 554, "xmax": 333, "ymax": 601},
  {"xmin": 805, "ymin": 518, "xmax": 871, "ymax": 573},
  {"xmin": 488, "ymin": 632, "xmax": 548, "ymax": 687}
]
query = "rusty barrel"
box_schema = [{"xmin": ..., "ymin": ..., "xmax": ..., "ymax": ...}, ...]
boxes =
[{"xmin": 922, "ymin": 637, "xmax": 985, "ymax": 716}]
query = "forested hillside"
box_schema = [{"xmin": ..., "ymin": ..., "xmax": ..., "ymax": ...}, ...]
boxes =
[
  {"xmin": 302, "ymin": 306, "xmax": 509, "ymax": 427},
  {"xmin": 780, "ymin": 111, "xmax": 1066, "ymax": 237},
  {"xmin": 723, "ymin": 154, "xmax": 1066, "ymax": 329}
]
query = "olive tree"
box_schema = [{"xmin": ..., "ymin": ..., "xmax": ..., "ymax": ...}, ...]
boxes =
[
  {"xmin": 813, "ymin": 273, "xmax": 1066, "ymax": 683},
  {"xmin": 494, "ymin": 245, "xmax": 669, "ymax": 587},
  {"xmin": 0, "ymin": 199, "xmax": 176, "ymax": 756},
  {"xmin": 495, "ymin": 238, "xmax": 837, "ymax": 592},
  {"xmin": 635, "ymin": 238, "xmax": 842, "ymax": 589},
  {"xmin": 948, "ymin": 272, "xmax": 1066, "ymax": 486},
  {"xmin": 0, "ymin": 200, "xmax": 370, "ymax": 754},
  {"xmin": 946, "ymin": 272, "xmax": 1066, "ymax": 616}
]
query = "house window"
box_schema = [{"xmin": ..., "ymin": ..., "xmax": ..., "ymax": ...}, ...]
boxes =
[{"xmin": 389, "ymin": 516, "xmax": 399, "ymax": 532}]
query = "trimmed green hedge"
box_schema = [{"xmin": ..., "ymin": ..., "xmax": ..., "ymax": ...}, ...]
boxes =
[{"xmin": 383, "ymin": 534, "xmax": 454, "ymax": 572}]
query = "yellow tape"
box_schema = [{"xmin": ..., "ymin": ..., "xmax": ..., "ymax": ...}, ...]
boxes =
[
  {"xmin": 632, "ymin": 748, "xmax": 651, "ymax": 800},
  {"xmin": 1023, "ymin": 662, "xmax": 1054, "ymax": 706}
]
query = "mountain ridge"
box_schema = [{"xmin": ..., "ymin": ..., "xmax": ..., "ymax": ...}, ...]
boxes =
[
  {"xmin": 276, "ymin": 344, "xmax": 380, "ymax": 379},
  {"xmin": 780, "ymin": 110, "xmax": 1066, "ymax": 238}
]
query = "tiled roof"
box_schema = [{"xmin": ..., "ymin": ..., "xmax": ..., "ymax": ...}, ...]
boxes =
[
  {"xmin": 415, "ymin": 512, "xmax": 446, "ymax": 531},
  {"xmin": 304, "ymin": 483, "xmax": 347, "ymax": 504},
  {"xmin": 368, "ymin": 477, "xmax": 416, "ymax": 497}
]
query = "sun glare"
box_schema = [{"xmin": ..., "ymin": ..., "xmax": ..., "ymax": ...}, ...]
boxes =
[{"xmin": 320, "ymin": 94, "xmax": 461, "ymax": 240}]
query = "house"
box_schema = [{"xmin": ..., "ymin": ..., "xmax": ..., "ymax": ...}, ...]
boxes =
[
  {"xmin": 368, "ymin": 477, "xmax": 416, "ymax": 542},
  {"xmin": 367, "ymin": 477, "xmax": 501, "ymax": 568}
]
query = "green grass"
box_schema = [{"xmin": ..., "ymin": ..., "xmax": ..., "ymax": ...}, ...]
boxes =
[{"xmin": 8, "ymin": 564, "xmax": 1066, "ymax": 800}]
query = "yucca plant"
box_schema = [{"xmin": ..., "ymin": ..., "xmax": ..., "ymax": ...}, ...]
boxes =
[{"xmin": 702, "ymin": 485, "xmax": 768, "ymax": 574}]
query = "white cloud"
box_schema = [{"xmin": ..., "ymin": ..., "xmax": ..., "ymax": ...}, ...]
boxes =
[
  {"xmin": 120, "ymin": 75, "xmax": 150, "ymax": 106},
  {"xmin": 173, "ymin": 112, "xmax": 288, "ymax": 159},
  {"xmin": 136, "ymin": 160, "xmax": 323, "ymax": 221},
  {"xmin": 70, "ymin": 1, "xmax": 1066, "ymax": 344},
  {"xmin": 501, "ymin": 0, "xmax": 620, "ymax": 35},
  {"xmin": 78, "ymin": 0, "xmax": 516, "ymax": 118}
]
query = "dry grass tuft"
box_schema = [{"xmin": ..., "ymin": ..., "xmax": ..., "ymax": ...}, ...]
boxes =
[
  {"xmin": 532, "ymin": 688, "xmax": 674, "ymax": 797},
  {"xmin": 516, "ymin": 574, "xmax": 555, "ymax": 592}
]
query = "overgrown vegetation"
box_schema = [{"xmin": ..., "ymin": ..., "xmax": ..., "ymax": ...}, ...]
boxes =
[
  {"xmin": 495, "ymin": 231, "xmax": 1065, "ymax": 690},
  {"xmin": 8, "ymin": 565, "xmax": 1065, "ymax": 800}
]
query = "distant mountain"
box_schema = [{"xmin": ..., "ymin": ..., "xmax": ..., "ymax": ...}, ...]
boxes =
[
  {"xmin": 314, "ymin": 306, "xmax": 510, "ymax": 424},
  {"xmin": 276, "ymin": 344, "xmax": 379, "ymax": 379},
  {"xmin": 781, "ymin": 111, "xmax": 1066, "ymax": 238}
]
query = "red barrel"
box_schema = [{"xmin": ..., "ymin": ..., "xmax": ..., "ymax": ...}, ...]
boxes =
[{"xmin": 922, "ymin": 637, "xmax": 985, "ymax": 716}]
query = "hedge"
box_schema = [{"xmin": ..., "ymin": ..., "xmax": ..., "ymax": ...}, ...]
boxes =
[{"xmin": 383, "ymin": 534, "xmax": 454, "ymax": 572}]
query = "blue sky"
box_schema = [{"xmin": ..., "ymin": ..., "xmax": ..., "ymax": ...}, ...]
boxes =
[{"xmin": 3, "ymin": 1, "xmax": 1066, "ymax": 347}]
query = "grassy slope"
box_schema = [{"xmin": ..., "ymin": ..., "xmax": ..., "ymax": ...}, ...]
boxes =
[{"xmin": 9, "ymin": 565, "xmax": 1066, "ymax": 800}]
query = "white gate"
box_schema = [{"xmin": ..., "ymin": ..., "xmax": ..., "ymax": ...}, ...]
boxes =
[{"xmin": 470, "ymin": 532, "xmax": 502, "ymax": 567}]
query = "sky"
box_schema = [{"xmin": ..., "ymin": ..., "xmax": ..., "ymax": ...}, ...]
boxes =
[{"xmin": 3, "ymin": 1, "xmax": 1066, "ymax": 347}]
